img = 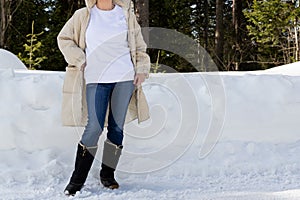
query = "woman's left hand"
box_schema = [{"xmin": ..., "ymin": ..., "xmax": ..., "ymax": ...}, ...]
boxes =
[{"xmin": 133, "ymin": 73, "xmax": 147, "ymax": 87}]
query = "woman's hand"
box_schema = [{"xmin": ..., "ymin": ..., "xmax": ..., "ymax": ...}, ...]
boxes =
[
  {"xmin": 80, "ymin": 62, "xmax": 86, "ymax": 71},
  {"xmin": 133, "ymin": 73, "xmax": 147, "ymax": 87}
]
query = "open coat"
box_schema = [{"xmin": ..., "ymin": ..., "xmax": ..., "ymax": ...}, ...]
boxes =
[{"xmin": 57, "ymin": 0, "xmax": 151, "ymax": 127}]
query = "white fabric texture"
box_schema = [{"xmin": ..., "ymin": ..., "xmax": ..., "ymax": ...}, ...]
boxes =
[{"xmin": 84, "ymin": 5, "xmax": 135, "ymax": 84}]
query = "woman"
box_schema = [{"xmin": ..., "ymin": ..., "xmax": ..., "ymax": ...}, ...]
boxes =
[{"xmin": 57, "ymin": 0, "xmax": 150, "ymax": 196}]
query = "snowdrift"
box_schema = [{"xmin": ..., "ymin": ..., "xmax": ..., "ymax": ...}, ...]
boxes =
[
  {"xmin": 1, "ymin": 65, "xmax": 300, "ymax": 199},
  {"xmin": 0, "ymin": 49, "xmax": 27, "ymax": 70},
  {"xmin": 1, "ymin": 66, "xmax": 300, "ymax": 150}
]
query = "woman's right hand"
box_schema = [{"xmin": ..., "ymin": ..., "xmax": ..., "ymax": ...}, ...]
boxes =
[{"xmin": 80, "ymin": 62, "xmax": 86, "ymax": 71}]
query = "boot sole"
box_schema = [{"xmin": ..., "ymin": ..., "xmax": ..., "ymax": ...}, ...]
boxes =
[
  {"xmin": 108, "ymin": 184, "xmax": 119, "ymax": 189},
  {"xmin": 100, "ymin": 179, "xmax": 119, "ymax": 190}
]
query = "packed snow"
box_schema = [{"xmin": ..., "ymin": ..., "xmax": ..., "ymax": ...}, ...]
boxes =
[
  {"xmin": 1, "ymin": 62, "xmax": 300, "ymax": 199},
  {"xmin": 0, "ymin": 49, "xmax": 27, "ymax": 70}
]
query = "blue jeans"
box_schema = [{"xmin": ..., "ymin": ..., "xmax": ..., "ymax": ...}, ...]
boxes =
[{"xmin": 80, "ymin": 80, "xmax": 135, "ymax": 147}]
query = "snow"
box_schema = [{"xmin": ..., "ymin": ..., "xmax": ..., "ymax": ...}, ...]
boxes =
[
  {"xmin": 265, "ymin": 61, "xmax": 300, "ymax": 75},
  {"xmin": 1, "ymin": 63, "xmax": 300, "ymax": 199},
  {"xmin": 0, "ymin": 49, "xmax": 27, "ymax": 70}
]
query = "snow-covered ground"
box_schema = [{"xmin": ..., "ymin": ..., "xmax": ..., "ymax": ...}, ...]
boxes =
[{"xmin": 1, "ymin": 62, "xmax": 300, "ymax": 199}]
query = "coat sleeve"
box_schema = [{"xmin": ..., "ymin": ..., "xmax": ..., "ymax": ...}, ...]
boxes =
[
  {"xmin": 57, "ymin": 11, "xmax": 86, "ymax": 69},
  {"xmin": 132, "ymin": 14, "xmax": 151, "ymax": 76}
]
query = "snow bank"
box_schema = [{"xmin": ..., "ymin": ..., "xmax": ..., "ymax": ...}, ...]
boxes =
[
  {"xmin": 0, "ymin": 68, "xmax": 78, "ymax": 151},
  {"xmin": 265, "ymin": 61, "xmax": 300, "ymax": 75},
  {"xmin": 0, "ymin": 49, "xmax": 27, "ymax": 70},
  {"xmin": 1, "ymin": 67, "xmax": 300, "ymax": 150},
  {"xmin": 1, "ymin": 66, "xmax": 300, "ymax": 199}
]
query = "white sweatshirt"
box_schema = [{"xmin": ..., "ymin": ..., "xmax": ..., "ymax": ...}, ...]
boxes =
[{"xmin": 84, "ymin": 5, "xmax": 135, "ymax": 84}]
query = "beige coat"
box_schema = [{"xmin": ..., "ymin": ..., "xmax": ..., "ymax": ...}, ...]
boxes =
[{"xmin": 57, "ymin": 0, "xmax": 151, "ymax": 127}]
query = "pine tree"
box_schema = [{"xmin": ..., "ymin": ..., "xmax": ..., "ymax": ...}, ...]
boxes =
[
  {"xmin": 18, "ymin": 21, "xmax": 47, "ymax": 70},
  {"xmin": 244, "ymin": 0, "xmax": 300, "ymax": 66}
]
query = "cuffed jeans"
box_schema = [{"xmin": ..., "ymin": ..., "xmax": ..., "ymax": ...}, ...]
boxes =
[{"xmin": 80, "ymin": 80, "xmax": 135, "ymax": 147}]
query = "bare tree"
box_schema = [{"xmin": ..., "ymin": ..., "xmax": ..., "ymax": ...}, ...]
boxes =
[
  {"xmin": 0, "ymin": 0, "xmax": 21, "ymax": 48},
  {"xmin": 133, "ymin": 0, "xmax": 149, "ymax": 43},
  {"xmin": 0, "ymin": 0, "xmax": 8, "ymax": 48},
  {"xmin": 215, "ymin": 0, "xmax": 224, "ymax": 69},
  {"xmin": 203, "ymin": 0, "xmax": 209, "ymax": 50},
  {"xmin": 232, "ymin": 0, "xmax": 242, "ymax": 70}
]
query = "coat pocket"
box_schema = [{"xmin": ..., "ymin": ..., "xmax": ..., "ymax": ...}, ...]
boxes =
[
  {"xmin": 62, "ymin": 66, "xmax": 82, "ymax": 94},
  {"xmin": 61, "ymin": 66, "xmax": 86, "ymax": 126},
  {"xmin": 61, "ymin": 92, "xmax": 83, "ymax": 126}
]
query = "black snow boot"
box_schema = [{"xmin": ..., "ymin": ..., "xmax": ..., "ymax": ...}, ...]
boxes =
[
  {"xmin": 100, "ymin": 139, "xmax": 123, "ymax": 189},
  {"xmin": 64, "ymin": 142, "xmax": 97, "ymax": 196}
]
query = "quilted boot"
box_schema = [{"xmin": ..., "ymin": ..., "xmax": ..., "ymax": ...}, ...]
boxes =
[{"xmin": 100, "ymin": 139, "xmax": 123, "ymax": 189}]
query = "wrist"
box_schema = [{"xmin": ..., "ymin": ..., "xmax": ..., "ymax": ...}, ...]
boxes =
[{"xmin": 136, "ymin": 73, "xmax": 147, "ymax": 76}]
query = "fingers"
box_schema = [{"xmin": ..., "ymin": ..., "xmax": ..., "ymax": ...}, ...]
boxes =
[
  {"xmin": 134, "ymin": 77, "xmax": 141, "ymax": 86},
  {"xmin": 134, "ymin": 76, "xmax": 142, "ymax": 86},
  {"xmin": 80, "ymin": 63, "xmax": 86, "ymax": 71},
  {"xmin": 134, "ymin": 74, "xmax": 146, "ymax": 86},
  {"xmin": 133, "ymin": 76, "xmax": 138, "ymax": 85}
]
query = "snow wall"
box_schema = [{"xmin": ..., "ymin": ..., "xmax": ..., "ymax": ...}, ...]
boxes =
[
  {"xmin": 1, "ymin": 66, "xmax": 300, "ymax": 199},
  {"xmin": 1, "ymin": 67, "xmax": 300, "ymax": 152}
]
